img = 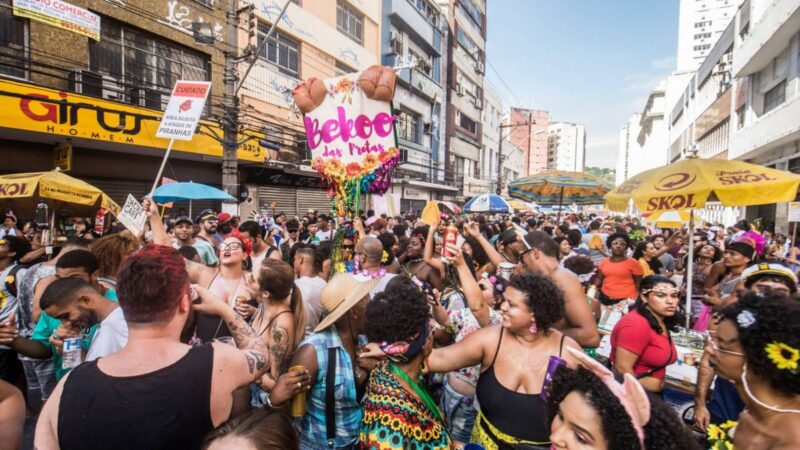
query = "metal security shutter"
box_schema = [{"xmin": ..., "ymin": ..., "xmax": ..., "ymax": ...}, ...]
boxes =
[
  {"xmin": 86, "ymin": 179, "xmax": 149, "ymax": 205},
  {"xmin": 257, "ymin": 186, "xmax": 297, "ymax": 217},
  {"xmin": 297, "ymin": 187, "xmax": 333, "ymax": 218}
]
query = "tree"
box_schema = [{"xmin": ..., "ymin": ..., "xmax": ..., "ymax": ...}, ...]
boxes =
[{"xmin": 585, "ymin": 166, "xmax": 615, "ymax": 184}]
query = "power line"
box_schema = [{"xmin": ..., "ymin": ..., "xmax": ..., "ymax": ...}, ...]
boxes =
[{"xmin": 486, "ymin": 57, "xmax": 519, "ymax": 106}]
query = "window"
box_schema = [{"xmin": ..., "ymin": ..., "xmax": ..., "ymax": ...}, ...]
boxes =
[
  {"xmin": 337, "ymin": 1, "xmax": 363, "ymax": 45},
  {"xmin": 459, "ymin": 0, "xmax": 484, "ymax": 28},
  {"xmin": 334, "ymin": 60, "xmax": 355, "ymax": 76},
  {"xmin": 0, "ymin": 0, "xmax": 28, "ymax": 79},
  {"xmin": 257, "ymin": 24, "xmax": 300, "ymax": 77},
  {"xmin": 694, "ymin": 32, "xmax": 712, "ymax": 39},
  {"xmin": 409, "ymin": 0, "xmax": 439, "ymax": 26},
  {"xmin": 396, "ymin": 109, "xmax": 421, "ymax": 144},
  {"xmin": 454, "ymin": 156, "xmax": 466, "ymax": 180},
  {"xmin": 764, "ymin": 80, "xmax": 786, "ymax": 113},
  {"xmin": 89, "ymin": 19, "xmax": 209, "ymax": 108},
  {"xmin": 457, "ymin": 110, "xmax": 478, "ymax": 135},
  {"xmin": 456, "ymin": 70, "xmax": 481, "ymax": 99},
  {"xmin": 456, "ymin": 27, "xmax": 481, "ymax": 60}
]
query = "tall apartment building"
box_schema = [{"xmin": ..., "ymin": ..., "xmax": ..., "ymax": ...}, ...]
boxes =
[
  {"xmin": 547, "ymin": 122, "xmax": 586, "ymax": 172},
  {"xmin": 238, "ymin": 0, "xmax": 383, "ymax": 216},
  {"xmin": 379, "ymin": 0, "xmax": 454, "ymax": 211},
  {"xmin": 727, "ymin": 0, "xmax": 800, "ymax": 232},
  {"xmin": 437, "ymin": 0, "xmax": 487, "ymax": 200},
  {"xmin": 676, "ymin": 0, "xmax": 738, "ymax": 71},
  {"xmin": 481, "ymin": 82, "xmax": 503, "ymax": 192},
  {"xmin": 507, "ymin": 107, "xmax": 550, "ymax": 175},
  {"xmin": 616, "ymin": 114, "xmax": 643, "ymax": 186}
]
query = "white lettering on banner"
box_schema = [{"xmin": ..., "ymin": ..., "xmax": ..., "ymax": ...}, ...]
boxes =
[
  {"xmin": 156, "ymin": 81, "xmax": 212, "ymax": 141},
  {"xmin": 12, "ymin": 0, "xmax": 101, "ymax": 40},
  {"xmin": 117, "ymin": 194, "xmax": 147, "ymax": 236}
]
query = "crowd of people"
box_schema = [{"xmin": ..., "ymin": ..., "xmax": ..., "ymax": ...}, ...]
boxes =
[{"xmin": 0, "ymin": 202, "xmax": 799, "ymax": 449}]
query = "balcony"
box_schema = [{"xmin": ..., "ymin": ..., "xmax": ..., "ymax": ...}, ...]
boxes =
[
  {"xmin": 734, "ymin": 0, "xmax": 800, "ymax": 77},
  {"xmin": 388, "ymin": 0, "xmax": 442, "ymax": 56},
  {"xmin": 729, "ymin": 95, "xmax": 800, "ymax": 160}
]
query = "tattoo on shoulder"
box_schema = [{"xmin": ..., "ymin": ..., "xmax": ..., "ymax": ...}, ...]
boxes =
[
  {"xmin": 270, "ymin": 325, "xmax": 290, "ymax": 373},
  {"xmin": 245, "ymin": 351, "xmax": 268, "ymax": 375}
]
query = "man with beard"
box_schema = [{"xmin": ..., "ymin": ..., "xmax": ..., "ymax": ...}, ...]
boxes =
[
  {"xmin": 216, "ymin": 213, "xmax": 235, "ymax": 242},
  {"xmin": 40, "ymin": 277, "xmax": 127, "ymax": 361},
  {"xmin": 173, "ymin": 216, "xmax": 217, "ymax": 266},
  {"xmin": 195, "ymin": 210, "xmax": 220, "ymax": 249}
]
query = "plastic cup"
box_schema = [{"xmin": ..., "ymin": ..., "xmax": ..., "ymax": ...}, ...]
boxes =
[
  {"xmin": 215, "ymin": 336, "xmax": 236, "ymax": 347},
  {"xmin": 288, "ymin": 364, "xmax": 307, "ymax": 417}
]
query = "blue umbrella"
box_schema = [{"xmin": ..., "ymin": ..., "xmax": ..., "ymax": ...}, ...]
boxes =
[
  {"xmin": 149, "ymin": 181, "xmax": 235, "ymax": 203},
  {"xmin": 463, "ymin": 193, "xmax": 512, "ymax": 213}
]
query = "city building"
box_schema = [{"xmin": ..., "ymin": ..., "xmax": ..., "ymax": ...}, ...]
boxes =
[
  {"xmin": 237, "ymin": 0, "xmax": 383, "ymax": 216},
  {"xmin": 0, "ymin": 0, "xmax": 257, "ymax": 213},
  {"xmin": 615, "ymin": 114, "xmax": 642, "ymax": 186},
  {"xmin": 676, "ymin": 0, "xmax": 738, "ymax": 71},
  {"xmin": 499, "ymin": 139, "xmax": 524, "ymax": 196},
  {"xmin": 507, "ymin": 107, "xmax": 549, "ymax": 175},
  {"xmin": 378, "ymin": 0, "xmax": 454, "ymax": 212},
  {"xmin": 481, "ymin": 82, "xmax": 503, "ymax": 193},
  {"xmin": 437, "ymin": 0, "xmax": 487, "ymax": 200},
  {"xmin": 728, "ymin": 0, "xmax": 800, "ymax": 233},
  {"xmin": 547, "ymin": 122, "xmax": 586, "ymax": 172}
]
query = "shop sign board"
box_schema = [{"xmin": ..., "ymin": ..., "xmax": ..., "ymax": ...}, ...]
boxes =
[
  {"xmin": 13, "ymin": 0, "xmax": 101, "ymax": 40},
  {"xmin": 54, "ymin": 141, "xmax": 72, "ymax": 171},
  {"xmin": 156, "ymin": 81, "xmax": 211, "ymax": 141}
]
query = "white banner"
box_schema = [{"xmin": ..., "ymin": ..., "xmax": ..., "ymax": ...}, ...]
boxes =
[
  {"xmin": 156, "ymin": 81, "xmax": 212, "ymax": 141},
  {"xmin": 13, "ymin": 0, "xmax": 100, "ymax": 40}
]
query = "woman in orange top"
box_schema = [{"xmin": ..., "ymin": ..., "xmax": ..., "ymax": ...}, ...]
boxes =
[{"xmin": 594, "ymin": 233, "xmax": 644, "ymax": 316}]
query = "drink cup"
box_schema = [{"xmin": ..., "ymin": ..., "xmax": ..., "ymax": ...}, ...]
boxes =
[
  {"xmin": 498, "ymin": 262, "xmax": 515, "ymax": 280},
  {"xmin": 288, "ymin": 364, "xmax": 307, "ymax": 417},
  {"xmin": 215, "ymin": 336, "xmax": 236, "ymax": 347}
]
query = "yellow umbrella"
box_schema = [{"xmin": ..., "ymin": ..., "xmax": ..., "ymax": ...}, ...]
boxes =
[
  {"xmin": 0, "ymin": 170, "xmax": 120, "ymax": 216},
  {"xmin": 507, "ymin": 199, "xmax": 529, "ymax": 211},
  {"xmin": 641, "ymin": 210, "xmax": 692, "ymax": 228},
  {"xmin": 605, "ymin": 157, "xmax": 800, "ymax": 212}
]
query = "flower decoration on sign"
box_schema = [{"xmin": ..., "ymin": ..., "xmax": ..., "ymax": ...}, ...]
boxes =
[
  {"xmin": 765, "ymin": 341, "xmax": 800, "ymax": 371},
  {"xmin": 329, "ymin": 77, "xmax": 358, "ymax": 104}
]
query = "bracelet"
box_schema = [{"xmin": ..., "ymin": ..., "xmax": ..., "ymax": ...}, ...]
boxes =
[{"xmin": 264, "ymin": 392, "xmax": 279, "ymax": 409}]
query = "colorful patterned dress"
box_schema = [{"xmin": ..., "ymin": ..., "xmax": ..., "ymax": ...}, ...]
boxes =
[{"xmin": 360, "ymin": 362, "xmax": 451, "ymax": 449}]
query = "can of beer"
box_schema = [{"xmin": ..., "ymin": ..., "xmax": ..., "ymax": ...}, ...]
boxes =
[{"xmin": 442, "ymin": 225, "xmax": 458, "ymax": 258}]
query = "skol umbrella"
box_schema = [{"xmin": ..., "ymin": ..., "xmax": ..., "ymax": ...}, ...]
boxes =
[
  {"xmin": 605, "ymin": 155, "xmax": 800, "ymax": 326},
  {"xmin": 464, "ymin": 193, "xmax": 512, "ymax": 213},
  {"xmin": 148, "ymin": 181, "xmax": 236, "ymax": 204},
  {"xmin": 0, "ymin": 170, "xmax": 120, "ymax": 216}
]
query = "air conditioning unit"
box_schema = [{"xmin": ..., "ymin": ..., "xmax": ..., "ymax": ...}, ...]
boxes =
[
  {"xmin": 455, "ymin": 84, "xmax": 464, "ymax": 96},
  {"xmin": 473, "ymin": 97, "xmax": 483, "ymax": 109},
  {"xmin": 129, "ymin": 87, "xmax": 170, "ymax": 110},
  {"xmin": 475, "ymin": 61, "xmax": 485, "ymax": 75},
  {"xmin": 423, "ymin": 122, "xmax": 435, "ymax": 134},
  {"xmin": 68, "ymin": 69, "xmax": 121, "ymax": 101},
  {"xmin": 390, "ymin": 32, "xmax": 403, "ymax": 55},
  {"xmin": 720, "ymin": 53, "xmax": 733, "ymax": 65}
]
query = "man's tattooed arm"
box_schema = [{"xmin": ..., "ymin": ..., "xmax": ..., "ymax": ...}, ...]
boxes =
[{"xmin": 222, "ymin": 309, "xmax": 270, "ymax": 378}]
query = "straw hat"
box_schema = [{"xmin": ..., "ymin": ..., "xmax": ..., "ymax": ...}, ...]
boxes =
[{"xmin": 314, "ymin": 273, "xmax": 381, "ymax": 332}]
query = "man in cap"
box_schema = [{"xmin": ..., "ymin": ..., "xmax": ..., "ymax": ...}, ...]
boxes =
[
  {"xmin": 173, "ymin": 216, "xmax": 218, "ymax": 267},
  {"xmin": 195, "ymin": 209, "xmax": 220, "ymax": 250},
  {"xmin": 704, "ymin": 239, "xmax": 755, "ymax": 307},
  {"xmin": 0, "ymin": 212, "xmax": 18, "ymax": 239},
  {"xmin": 216, "ymin": 213, "xmax": 235, "ymax": 242},
  {"xmin": 739, "ymin": 262, "xmax": 797, "ymax": 296}
]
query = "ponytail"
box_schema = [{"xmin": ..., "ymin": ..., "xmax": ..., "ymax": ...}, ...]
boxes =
[{"xmin": 290, "ymin": 282, "xmax": 306, "ymax": 346}]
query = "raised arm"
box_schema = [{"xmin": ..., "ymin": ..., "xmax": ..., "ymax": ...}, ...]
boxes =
[
  {"xmin": 423, "ymin": 220, "xmax": 444, "ymax": 272},
  {"xmin": 447, "ymin": 245, "xmax": 490, "ymax": 327},
  {"xmin": 464, "ymin": 220, "xmax": 505, "ymax": 267},
  {"xmin": 427, "ymin": 325, "xmax": 494, "ymax": 373},
  {"xmin": 142, "ymin": 198, "xmax": 171, "ymax": 246}
]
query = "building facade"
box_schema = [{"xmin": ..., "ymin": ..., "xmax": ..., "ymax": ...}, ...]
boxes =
[
  {"xmin": 481, "ymin": 81, "xmax": 502, "ymax": 192},
  {"xmin": 507, "ymin": 107, "xmax": 549, "ymax": 175},
  {"xmin": 676, "ymin": 0, "xmax": 738, "ymax": 71},
  {"xmin": 379, "ymin": 0, "xmax": 455, "ymax": 211},
  {"xmin": 437, "ymin": 0, "xmax": 487, "ymax": 200},
  {"xmin": 728, "ymin": 0, "xmax": 800, "ymax": 232},
  {"xmin": 0, "ymin": 0, "xmax": 254, "ymax": 214},
  {"xmin": 547, "ymin": 122, "xmax": 586, "ymax": 172}
]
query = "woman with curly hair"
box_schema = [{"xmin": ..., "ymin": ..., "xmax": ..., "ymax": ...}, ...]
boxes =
[
  {"xmin": 610, "ymin": 275, "xmax": 679, "ymax": 394},
  {"xmin": 547, "ymin": 348, "xmax": 700, "ymax": 450},
  {"xmin": 360, "ymin": 276, "xmax": 451, "ymax": 449},
  {"xmin": 399, "ymin": 225, "xmax": 442, "ymax": 291},
  {"xmin": 593, "ymin": 232, "xmax": 643, "ymax": 318},
  {"xmin": 423, "ymin": 272, "xmax": 583, "ymax": 449},
  {"xmin": 708, "ymin": 291, "xmax": 800, "ymax": 449}
]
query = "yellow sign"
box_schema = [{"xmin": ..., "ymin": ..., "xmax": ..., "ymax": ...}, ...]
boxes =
[
  {"xmin": 0, "ymin": 79, "xmax": 271, "ymax": 163},
  {"xmin": 13, "ymin": 0, "xmax": 101, "ymax": 41},
  {"xmin": 54, "ymin": 142, "xmax": 72, "ymax": 171}
]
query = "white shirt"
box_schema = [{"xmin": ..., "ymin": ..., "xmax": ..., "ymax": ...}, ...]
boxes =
[
  {"xmin": 296, "ymin": 276, "xmax": 326, "ymax": 336},
  {"xmin": 86, "ymin": 307, "xmax": 128, "ymax": 361},
  {"xmin": 315, "ymin": 229, "xmax": 334, "ymax": 242}
]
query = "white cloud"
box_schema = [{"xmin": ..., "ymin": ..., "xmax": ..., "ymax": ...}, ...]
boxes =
[{"xmin": 650, "ymin": 56, "xmax": 676, "ymax": 71}]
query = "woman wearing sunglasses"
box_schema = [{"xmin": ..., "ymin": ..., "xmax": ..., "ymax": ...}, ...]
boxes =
[{"xmin": 609, "ymin": 275, "xmax": 679, "ymax": 394}]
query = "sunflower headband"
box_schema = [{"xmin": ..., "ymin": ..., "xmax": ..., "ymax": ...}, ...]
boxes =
[{"xmin": 765, "ymin": 341, "xmax": 800, "ymax": 373}]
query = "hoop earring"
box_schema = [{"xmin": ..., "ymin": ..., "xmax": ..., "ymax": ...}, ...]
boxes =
[{"xmin": 529, "ymin": 319, "xmax": 538, "ymax": 334}]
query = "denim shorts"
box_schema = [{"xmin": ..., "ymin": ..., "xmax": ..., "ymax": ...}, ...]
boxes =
[{"xmin": 440, "ymin": 377, "xmax": 477, "ymax": 443}]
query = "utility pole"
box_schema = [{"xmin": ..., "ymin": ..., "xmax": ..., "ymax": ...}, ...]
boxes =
[
  {"xmin": 496, "ymin": 120, "xmax": 535, "ymax": 195},
  {"xmin": 220, "ymin": 0, "xmax": 291, "ymax": 214}
]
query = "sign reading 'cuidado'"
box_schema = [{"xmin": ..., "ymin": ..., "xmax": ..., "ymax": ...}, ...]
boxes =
[
  {"xmin": 156, "ymin": 81, "xmax": 212, "ymax": 141},
  {"xmin": 13, "ymin": 0, "xmax": 101, "ymax": 40}
]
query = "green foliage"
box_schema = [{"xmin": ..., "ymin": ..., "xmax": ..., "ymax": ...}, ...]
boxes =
[{"xmin": 585, "ymin": 166, "xmax": 616, "ymax": 184}]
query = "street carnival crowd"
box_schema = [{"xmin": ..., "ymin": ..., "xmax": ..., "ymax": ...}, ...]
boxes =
[{"xmin": 1, "ymin": 202, "xmax": 800, "ymax": 450}]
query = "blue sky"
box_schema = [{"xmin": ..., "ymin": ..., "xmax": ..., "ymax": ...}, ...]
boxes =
[{"xmin": 485, "ymin": 0, "xmax": 680, "ymax": 169}]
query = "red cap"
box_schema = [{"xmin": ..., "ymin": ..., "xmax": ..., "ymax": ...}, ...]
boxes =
[{"xmin": 217, "ymin": 212, "xmax": 232, "ymax": 223}]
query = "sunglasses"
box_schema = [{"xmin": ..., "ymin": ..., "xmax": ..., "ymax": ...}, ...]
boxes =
[
  {"xmin": 342, "ymin": 245, "xmax": 355, "ymax": 250},
  {"xmin": 287, "ymin": 229, "xmax": 298, "ymax": 233},
  {"xmin": 218, "ymin": 242, "xmax": 243, "ymax": 251}
]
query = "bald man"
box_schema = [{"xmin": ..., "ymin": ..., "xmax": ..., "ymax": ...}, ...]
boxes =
[{"xmin": 355, "ymin": 237, "xmax": 397, "ymax": 298}]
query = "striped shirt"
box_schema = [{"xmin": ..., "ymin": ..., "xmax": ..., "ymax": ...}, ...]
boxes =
[{"xmin": 299, "ymin": 326, "xmax": 362, "ymax": 449}]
